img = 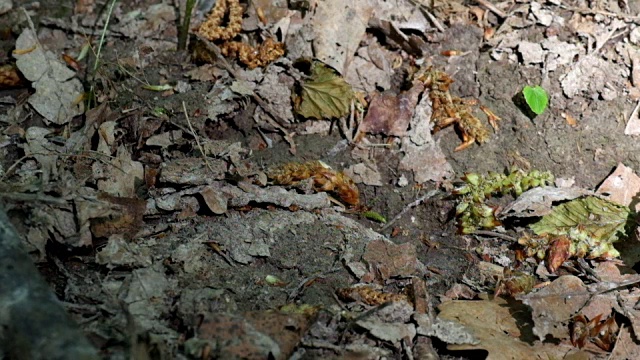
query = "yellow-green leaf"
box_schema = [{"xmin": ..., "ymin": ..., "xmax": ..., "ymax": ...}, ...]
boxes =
[
  {"xmin": 529, "ymin": 196, "xmax": 629, "ymax": 258},
  {"xmin": 293, "ymin": 62, "xmax": 354, "ymax": 119}
]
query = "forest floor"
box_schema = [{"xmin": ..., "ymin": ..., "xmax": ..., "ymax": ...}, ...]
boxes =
[{"xmin": 3, "ymin": 0, "xmax": 640, "ymax": 359}]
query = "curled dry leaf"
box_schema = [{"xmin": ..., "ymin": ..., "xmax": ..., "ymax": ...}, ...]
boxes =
[
  {"xmin": 571, "ymin": 314, "xmax": 619, "ymax": 351},
  {"xmin": 545, "ymin": 236, "xmax": 571, "ymax": 273}
]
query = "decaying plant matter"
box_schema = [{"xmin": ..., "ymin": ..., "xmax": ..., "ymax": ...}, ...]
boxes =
[
  {"xmin": 336, "ymin": 285, "xmax": 411, "ymax": 306},
  {"xmin": 197, "ymin": 0, "xmax": 285, "ymax": 69},
  {"xmin": 570, "ymin": 314, "xmax": 618, "ymax": 351},
  {"xmin": 267, "ymin": 160, "xmax": 360, "ymax": 206},
  {"xmin": 415, "ymin": 66, "xmax": 500, "ymax": 151},
  {"xmin": 519, "ymin": 195, "xmax": 630, "ymax": 271}
]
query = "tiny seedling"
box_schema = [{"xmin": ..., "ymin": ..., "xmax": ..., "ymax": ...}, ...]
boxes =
[{"xmin": 522, "ymin": 85, "xmax": 548, "ymax": 115}]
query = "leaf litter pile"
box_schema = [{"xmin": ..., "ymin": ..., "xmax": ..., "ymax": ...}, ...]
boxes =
[{"xmin": 5, "ymin": 0, "xmax": 640, "ymax": 359}]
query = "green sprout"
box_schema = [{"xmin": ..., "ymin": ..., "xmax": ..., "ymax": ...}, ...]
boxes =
[
  {"xmin": 363, "ymin": 210, "xmax": 387, "ymax": 223},
  {"xmin": 522, "ymin": 85, "xmax": 548, "ymax": 115}
]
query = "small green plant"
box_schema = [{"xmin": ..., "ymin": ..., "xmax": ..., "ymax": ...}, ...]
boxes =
[
  {"xmin": 178, "ymin": 0, "xmax": 197, "ymax": 51},
  {"xmin": 522, "ymin": 85, "xmax": 548, "ymax": 115},
  {"xmin": 363, "ymin": 210, "xmax": 386, "ymax": 223},
  {"xmin": 454, "ymin": 167, "xmax": 554, "ymax": 234}
]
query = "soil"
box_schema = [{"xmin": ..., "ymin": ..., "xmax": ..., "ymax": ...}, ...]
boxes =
[{"xmin": 2, "ymin": 0, "xmax": 640, "ymax": 359}]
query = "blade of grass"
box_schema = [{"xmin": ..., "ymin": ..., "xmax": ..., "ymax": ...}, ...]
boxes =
[
  {"xmin": 93, "ymin": 0, "xmax": 118, "ymax": 73},
  {"xmin": 178, "ymin": 0, "xmax": 197, "ymax": 50}
]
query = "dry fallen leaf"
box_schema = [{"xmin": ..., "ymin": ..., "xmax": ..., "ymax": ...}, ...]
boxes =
[
  {"xmin": 437, "ymin": 298, "xmax": 564, "ymax": 359},
  {"xmin": 499, "ymin": 186, "xmax": 593, "ymax": 219},
  {"xmin": 13, "ymin": 28, "xmax": 84, "ymax": 124},
  {"xmin": 311, "ymin": 0, "xmax": 373, "ymax": 74},
  {"xmin": 360, "ymin": 83, "xmax": 424, "ymax": 137},
  {"xmin": 398, "ymin": 87, "xmax": 453, "ymax": 183},
  {"xmin": 94, "ymin": 145, "xmax": 144, "ymax": 197},
  {"xmin": 518, "ymin": 275, "xmax": 589, "ymax": 341},
  {"xmin": 293, "ymin": 61, "xmax": 354, "ymax": 120},
  {"xmin": 595, "ymin": 163, "xmax": 640, "ymax": 212},
  {"xmin": 360, "ymin": 239, "xmax": 425, "ymax": 282}
]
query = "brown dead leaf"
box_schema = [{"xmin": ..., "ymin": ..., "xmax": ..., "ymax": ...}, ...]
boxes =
[
  {"xmin": 596, "ymin": 163, "xmax": 640, "ymax": 212},
  {"xmin": 185, "ymin": 64, "xmax": 218, "ymax": 82},
  {"xmin": 356, "ymin": 301, "xmax": 416, "ymax": 344},
  {"xmin": 90, "ymin": 193, "xmax": 146, "ymax": 239},
  {"xmin": 336, "ymin": 285, "xmax": 410, "ymax": 306},
  {"xmin": 200, "ymin": 186, "xmax": 228, "ymax": 214},
  {"xmin": 546, "ymin": 236, "xmax": 572, "ymax": 273},
  {"xmin": 360, "ymin": 83, "xmax": 424, "ymax": 137},
  {"xmin": 159, "ymin": 158, "xmax": 227, "ymax": 185},
  {"xmin": 442, "ymin": 283, "xmax": 477, "ymax": 301},
  {"xmin": 13, "ymin": 28, "xmax": 84, "ymax": 124},
  {"xmin": 518, "ymin": 276, "xmax": 590, "ymax": 341},
  {"xmin": 399, "ymin": 136, "xmax": 454, "ymax": 183},
  {"xmin": 614, "ymin": 288, "xmax": 640, "ymax": 342},
  {"xmin": 344, "ymin": 162, "xmax": 383, "ymax": 186},
  {"xmin": 96, "ymin": 234, "xmax": 152, "ymax": 268},
  {"xmin": 398, "ymin": 91, "xmax": 454, "ymax": 183},
  {"xmin": 610, "ymin": 326, "xmax": 640, "ymax": 359},
  {"xmin": 361, "ymin": 239, "xmax": 425, "ymax": 282},
  {"xmin": 344, "ymin": 43, "xmax": 392, "ymax": 93},
  {"xmin": 23, "ymin": 127, "xmax": 60, "ymax": 185},
  {"xmin": 190, "ymin": 309, "xmax": 316, "ymax": 360},
  {"xmin": 94, "ymin": 145, "xmax": 144, "ymax": 197},
  {"xmin": 438, "ymin": 298, "xmax": 562, "ymax": 359},
  {"xmin": 311, "ymin": 0, "xmax": 373, "ymax": 74},
  {"xmin": 499, "ymin": 186, "xmax": 593, "ymax": 219}
]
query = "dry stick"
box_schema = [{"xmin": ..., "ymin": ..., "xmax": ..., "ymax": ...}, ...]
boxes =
[
  {"xmin": 606, "ymin": 323, "xmax": 624, "ymax": 360},
  {"xmin": 0, "ymin": 192, "xmax": 69, "ymax": 205},
  {"xmin": 474, "ymin": 0, "xmax": 507, "ymax": 18},
  {"xmin": 0, "ymin": 206, "xmax": 98, "ymax": 359},
  {"xmin": 628, "ymin": 99, "xmax": 640, "ymax": 126},
  {"xmin": 182, "ymin": 101, "xmax": 215, "ymax": 173},
  {"xmin": 407, "ymin": 0, "xmax": 445, "ymax": 32},
  {"xmin": 471, "ymin": 230, "xmax": 518, "ymax": 242},
  {"xmin": 380, "ymin": 189, "xmax": 442, "ymax": 231},
  {"xmin": 559, "ymin": 4, "xmax": 640, "ymax": 21}
]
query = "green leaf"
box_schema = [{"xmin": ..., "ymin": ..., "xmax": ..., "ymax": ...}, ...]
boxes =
[
  {"xmin": 363, "ymin": 210, "xmax": 386, "ymax": 223},
  {"xmin": 142, "ymin": 83, "xmax": 174, "ymax": 91},
  {"xmin": 293, "ymin": 62, "xmax": 354, "ymax": 119},
  {"xmin": 522, "ymin": 85, "xmax": 548, "ymax": 115},
  {"xmin": 529, "ymin": 196, "xmax": 629, "ymax": 258}
]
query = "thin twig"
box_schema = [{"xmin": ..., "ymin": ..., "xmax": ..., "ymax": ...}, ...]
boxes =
[
  {"xmin": 0, "ymin": 192, "xmax": 68, "ymax": 205},
  {"xmin": 402, "ymin": 338, "xmax": 415, "ymax": 360},
  {"xmin": 474, "ymin": 0, "xmax": 507, "ymax": 18},
  {"xmin": 422, "ymin": 7, "xmax": 445, "ymax": 33},
  {"xmin": 94, "ymin": 0, "xmax": 118, "ymax": 72},
  {"xmin": 628, "ymin": 99, "xmax": 640, "ymax": 126},
  {"xmin": 606, "ymin": 323, "xmax": 624, "ymax": 360},
  {"xmin": 471, "ymin": 230, "xmax": 518, "ymax": 242},
  {"xmin": 407, "ymin": 0, "xmax": 445, "ymax": 32},
  {"xmin": 559, "ymin": 4, "xmax": 640, "ymax": 21},
  {"xmin": 182, "ymin": 101, "xmax": 214, "ymax": 174},
  {"xmin": 522, "ymin": 278, "xmax": 640, "ymax": 301},
  {"xmin": 380, "ymin": 189, "xmax": 442, "ymax": 231}
]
